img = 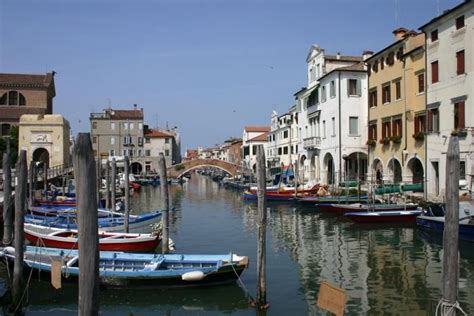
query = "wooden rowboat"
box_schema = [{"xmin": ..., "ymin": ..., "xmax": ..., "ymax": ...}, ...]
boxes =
[
  {"xmin": 24, "ymin": 223, "xmax": 161, "ymax": 252},
  {"xmin": 344, "ymin": 209, "xmax": 422, "ymax": 223}
]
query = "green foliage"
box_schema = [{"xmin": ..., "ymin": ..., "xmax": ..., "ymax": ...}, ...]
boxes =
[
  {"xmin": 0, "ymin": 125, "xmax": 19, "ymax": 168},
  {"xmin": 175, "ymin": 164, "xmax": 185, "ymax": 171}
]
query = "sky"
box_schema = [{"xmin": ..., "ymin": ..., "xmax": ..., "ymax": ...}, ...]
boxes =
[{"xmin": 0, "ymin": 0, "xmax": 462, "ymax": 150}]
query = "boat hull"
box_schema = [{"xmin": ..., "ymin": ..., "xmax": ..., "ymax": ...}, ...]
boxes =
[
  {"xmin": 345, "ymin": 210, "xmax": 422, "ymax": 223},
  {"xmin": 416, "ymin": 216, "xmax": 474, "ymax": 242}
]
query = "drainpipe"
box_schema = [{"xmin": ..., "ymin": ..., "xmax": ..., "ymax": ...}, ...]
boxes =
[
  {"xmin": 423, "ymin": 37, "xmax": 429, "ymax": 201},
  {"xmin": 338, "ymin": 71, "xmax": 342, "ymax": 185}
]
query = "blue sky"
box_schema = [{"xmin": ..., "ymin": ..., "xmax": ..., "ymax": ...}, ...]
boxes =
[{"xmin": 0, "ymin": 0, "xmax": 461, "ymax": 150}]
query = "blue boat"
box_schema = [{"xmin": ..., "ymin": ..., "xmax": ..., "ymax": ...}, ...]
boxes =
[
  {"xmin": 25, "ymin": 209, "xmax": 162, "ymax": 233},
  {"xmin": 416, "ymin": 201, "xmax": 474, "ymax": 242},
  {"xmin": 0, "ymin": 246, "xmax": 249, "ymax": 288}
]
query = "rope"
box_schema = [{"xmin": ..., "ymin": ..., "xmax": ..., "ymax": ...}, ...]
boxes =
[
  {"xmin": 230, "ymin": 262, "xmax": 255, "ymax": 304},
  {"xmin": 435, "ymin": 299, "xmax": 468, "ymax": 316}
]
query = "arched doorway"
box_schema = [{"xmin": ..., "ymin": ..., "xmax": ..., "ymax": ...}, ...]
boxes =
[
  {"xmin": 387, "ymin": 158, "xmax": 402, "ymax": 184},
  {"xmin": 130, "ymin": 162, "xmax": 143, "ymax": 175},
  {"xmin": 344, "ymin": 152, "xmax": 368, "ymax": 181},
  {"xmin": 372, "ymin": 158, "xmax": 384, "ymax": 184},
  {"xmin": 299, "ymin": 155, "xmax": 307, "ymax": 182},
  {"xmin": 32, "ymin": 148, "xmax": 49, "ymax": 167},
  {"xmin": 407, "ymin": 157, "xmax": 424, "ymax": 184},
  {"xmin": 323, "ymin": 153, "xmax": 335, "ymax": 185}
]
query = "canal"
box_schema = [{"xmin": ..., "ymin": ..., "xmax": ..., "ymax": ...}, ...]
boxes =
[{"xmin": 2, "ymin": 173, "xmax": 474, "ymax": 315}]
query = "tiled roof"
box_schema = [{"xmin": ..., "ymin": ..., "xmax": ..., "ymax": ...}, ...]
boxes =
[
  {"xmin": 248, "ymin": 132, "xmax": 269, "ymax": 142},
  {"xmin": 110, "ymin": 109, "xmax": 143, "ymax": 120},
  {"xmin": 325, "ymin": 55, "xmax": 363, "ymax": 62},
  {"xmin": 244, "ymin": 126, "xmax": 270, "ymax": 133},
  {"xmin": 145, "ymin": 129, "xmax": 174, "ymax": 138},
  {"xmin": 0, "ymin": 72, "xmax": 54, "ymax": 89},
  {"xmin": 318, "ymin": 61, "xmax": 366, "ymax": 81}
]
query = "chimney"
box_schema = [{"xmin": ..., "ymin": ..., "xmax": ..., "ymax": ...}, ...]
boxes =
[
  {"xmin": 336, "ymin": 52, "xmax": 341, "ymax": 60},
  {"xmin": 362, "ymin": 50, "xmax": 374, "ymax": 61},
  {"xmin": 393, "ymin": 27, "xmax": 409, "ymax": 41}
]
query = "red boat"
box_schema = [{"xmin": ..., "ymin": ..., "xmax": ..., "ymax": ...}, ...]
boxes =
[
  {"xmin": 35, "ymin": 198, "xmax": 77, "ymax": 207},
  {"xmin": 328, "ymin": 203, "xmax": 418, "ymax": 213},
  {"xmin": 24, "ymin": 223, "xmax": 161, "ymax": 252},
  {"xmin": 130, "ymin": 181, "xmax": 141, "ymax": 190},
  {"xmin": 344, "ymin": 210, "xmax": 422, "ymax": 223}
]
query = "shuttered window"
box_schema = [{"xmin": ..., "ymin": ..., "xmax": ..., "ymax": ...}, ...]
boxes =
[
  {"xmin": 431, "ymin": 61, "xmax": 439, "ymax": 83},
  {"xmin": 428, "ymin": 108, "xmax": 440, "ymax": 132},
  {"xmin": 454, "ymin": 101, "xmax": 465, "ymax": 129},
  {"xmin": 395, "ymin": 80, "xmax": 401, "ymax": 100},
  {"xmin": 456, "ymin": 15, "xmax": 464, "ymax": 30},
  {"xmin": 369, "ymin": 123, "xmax": 377, "ymax": 140},
  {"xmin": 456, "ymin": 50, "xmax": 465, "ymax": 75},
  {"xmin": 382, "ymin": 121, "xmax": 391, "ymax": 138},
  {"xmin": 348, "ymin": 79, "xmax": 360, "ymax": 96},
  {"xmin": 418, "ymin": 73, "xmax": 425, "ymax": 93},
  {"xmin": 392, "ymin": 118, "xmax": 402, "ymax": 137},
  {"xmin": 369, "ymin": 89, "xmax": 377, "ymax": 107},
  {"xmin": 414, "ymin": 115, "xmax": 425, "ymax": 133},
  {"xmin": 382, "ymin": 84, "xmax": 391, "ymax": 104}
]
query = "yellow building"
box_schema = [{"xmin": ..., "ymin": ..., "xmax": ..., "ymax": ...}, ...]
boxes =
[{"xmin": 366, "ymin": 28, "xmax": 425, "ymax": 185}]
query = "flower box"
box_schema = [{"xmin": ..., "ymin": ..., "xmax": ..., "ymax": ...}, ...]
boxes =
[
  {"xmin": 391, "ymin": 136, "xmax": 402, "ymax": 144},
  {"xmin": 412, "ymin": 132, "xmax": 424, "ymax": 141},
  {"xmin": 451, "ymin": 129, "xmax": 468, "ymax": 137},
  {"xmin": 379, "ymin": 138, "xmax": 390, "ymax": 145},
  {"xmin": 366, "ymin": 139, "xmax": 377, "ymax": 146}
]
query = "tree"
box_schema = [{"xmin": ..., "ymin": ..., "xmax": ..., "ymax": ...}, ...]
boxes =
[{"xmin": 0, "ymin": 125, "xmax": 19, "ymax": 168}]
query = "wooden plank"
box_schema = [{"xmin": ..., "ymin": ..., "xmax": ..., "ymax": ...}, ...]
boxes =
[{"xmin": 317, "ymin": 280, "xmax": 347, "ymax": 316}]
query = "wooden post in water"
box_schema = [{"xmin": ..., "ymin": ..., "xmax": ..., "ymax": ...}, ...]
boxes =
[
  {"xmin": 124, "ymin": 156, "xmax": 130, "ymax": 233},
  {"xmin": 158, "ymin": 153, "xmax": 169, "ymax": 253},
  {"xmin": 256, "ymin": 145, "xmax": 268, "ymax": 309},
  {"xmin": 111, "ymin": 158, "xmax": 116, "ymax": 212},
  {"xmin": 441, "ymin": 136, "xmax": 460, "ymax": 316},
  {"xmin": 29, "ymin": 161, "xmax": 35, "ymax": 207},
  {"xmin": 43, "ymin": 163, "xmax": 48, "ymax": 196},
  {"xmin": 2, "ymin": 152, "xmax": 13, "ymax": 245},
  {"xmin": 96, "ymin": 157, "xmax": 102, "ymax": 207},
  {"xmin": 105, "ymin": 160, "xmax": 111, "ymax": 210},
  {"xmin": 73, "ymin": 133, "xmax": 99, "ymax": 316},
  {"xmin": 294, "ymin": 159, "xmax": 298, "ymax": 199},
  {"xmin": 12, "ymin": 150, "xmax": 27, "ymax": 310}
]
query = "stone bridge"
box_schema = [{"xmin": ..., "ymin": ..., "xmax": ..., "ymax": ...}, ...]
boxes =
[{"xmin": 167, "ymin": 159, "xmax": 238, "ymax": 178}]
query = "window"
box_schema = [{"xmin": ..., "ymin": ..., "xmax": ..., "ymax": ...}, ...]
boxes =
[
  {"xmin": 278, "ymin": 147, "xmax": 282, "ymax": 155},
  {"xmin": 92, "ymin": 121, "xmax": 97, "ymax": 129},
  {"xmin": 130, "ymin": 123, "xmax": 134, "ymax": 130},
  {"xmin": 110, "ymin": 149, "xmax": 115, "ymax": 156},
  {"xmin": 431, "ymin": 29, "xmax": 438, "ymax": 42},
  {"xmin": 307, "ymin": 88, "xmax": 318, "ymax": 107},
  {"xmin": 369, "ymin": 123, "xmax": 377, "ymax": 140},
  {"xmin": 165, "ymin": 138, "xmax": 170, "ymax": 144},
  {"xmin": 137, "ymin": 149, "xmax": 142, "ymax": 157},
  {"xmin": 372, "ymin": 61, "xmax": 378, "ymax": 72},
  {"xmin": 138, "ymin": 137, "xmax": 143, "ymax": 145},
  {"xmin": 283, "ymin": 131, "xmax": 288, "ymax": 138},
  {"xmin": 392, "ymin": 118, "xmax": 402, "ymax": 137},
  {"xmin": 8, "ymin": 91, "xmax": 18, "ymax": 105},
  {"xmin": 123, "ymin": 122, "xmax": 129, "ymax": 130},
  {"xmin": 321, "ymin": 86, "xmax": 326, "ymax": 102},
  {"xmin": 428, "ymin": 108, "xmax": 440, "ymax": 132},
  {"xmin": 283, "ymin": 147, "xmax": 288, "ymax": 155},
  {"xmin": 382, "ymin": 121, "xmax": 391, "ymax": 138},
  {"xmin": 123, "ymin": 136, "xmax": 128, "ymax": 144},
  {"xmin": 330, "ymin": 81, "xmax": 335, "ymax": 97},
  {"xmin": 431, "ymin": 61, "xmax": 439, "ymax": 83},
  {"xmin": 252, "ymin": 145, "xmax": 257, "ymax": 155},
  {"xmin": 111, "ymin": 122, "xmax": 115, "ymax": 130},
  {"xmin": 454, "ymin": 101, "xmax": 465, "ymax": 129},
  {"xmin": 395, "ymin": 80, "xmax": 401, "ymax": 100},
  {"xmin": 19, "ymin": 94, "xmax": 26, "ymax": 106},
  {"xmin": 349, "ymin": 117, "xmax": 358, "ymax": 135},
  {"xmin": 386, "ymin": 52, "xmax": 395, "ymax": 65},
  {"xmin": 139, "ymin": 123, "xmax": 143, "ymax": 130},
  {"xmin": 323, "ymin": 120, "xmax": 326, "ymax": 138},
  {"xmin": 331, "ymin": 117, "xmax": 336, "ymax": 136},
  {"xmin": 145, "ymin": 138, "xmax": 150, "ymax": 143},
  {"xmin": 243, "ymin": 146, "xmax": 249, "ymax": 157},
  {"xmin": 456, "ymin": 15, "xmax": 465, "ymax": 30},
  {"xmin": 291, "ymin": 146, "xmax": 294, "ymax": 154},
  {"xmin": 122, "ymin": 150, "xmax": 127, "ymax": 156},
  {"xmin": 93, "ymin": 136, "xmax": 97, "ymax": 144},
  {"xmin": 414, "ymin": 115, "xmax": 426, "ymax": 134},
  {"xmin": 145, "ymin": 150, "xmax": 151, "ymax": 157},
  {"xmin": 460, "ymin": 161, "xmax": 466, "ymax": 180},
  {"xmin": 418, "ymin": 73, "xmax": 425, "ymax": 93},
  {"xmin": 456, "ymin": 50, "xmax": 465, "ymax": 75},
  {"xmin": 382, "ymin": 84, "xmax": 391, "ymax": 104},
  {"xmin": 348, "ymin": 79, "xmax": 360, "ymax": 96},
  {"xmin": 0, "ymin": 93, "xmax": 6, "ymax": 105},
  {"xmin": 380, "ymin": 57, "xmax": 385, "ymax": 70},
  {"xmin": 369, "ymin": 89, "xmax": 377, "ymax": 107},
  {"xmin": 165, "ymin": 149, "xmax": 170, "ymax": 156},
  {"xmin": 111, "ymin": 137, "xmax": 115, "ymax": 145}
]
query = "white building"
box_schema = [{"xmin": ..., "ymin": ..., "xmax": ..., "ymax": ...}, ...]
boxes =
[
  {"xmin": 242, "ymin": 126, "xmax": 270, "ymax": 173},
  {"xmin": 143, "ymin": 128, "xmax": 181, "ymax": 172},
  {"xmin": 267, "ymin": 108, "xmax": 299, "ymax": 170},
  {"xmin": 420, "ymin": 0, "xmax": 474, "ymax": 200},
  {"xmin": 294, "ymin": 45, "xmax": 369, "ymax": 185}
]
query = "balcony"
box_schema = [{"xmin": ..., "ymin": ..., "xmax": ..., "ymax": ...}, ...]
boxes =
[{"xmin": 303, "ymin": 136, "xmax": 321, "ymax": 150}]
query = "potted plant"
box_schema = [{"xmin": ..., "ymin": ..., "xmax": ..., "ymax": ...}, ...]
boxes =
[
  {"xmin": 379, "ymin": 137, "xmax": 390, "ymax": 145},
  {"xmin": 451, "ymin": 128, "xmax": 468, "ymax": 137},
  {"xmin": 366, "ymin": 139, "xmax": 377, "ymax": 146},
  {"xmin": 412, "ymin": 132, "xmax": 424, "ymax": 141},
  {"xmin": 391, "ymin": 136, "xmax": 402, "ymax": 144}
]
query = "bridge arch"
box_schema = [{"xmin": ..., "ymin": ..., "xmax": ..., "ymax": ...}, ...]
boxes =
[{"xmin": 167, "ymin": 159, "xmax": 238, "ymax": 178}]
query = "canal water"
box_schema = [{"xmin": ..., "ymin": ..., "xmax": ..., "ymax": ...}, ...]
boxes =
[{"xmin": 2, "ymin": 173, "xmax": 474, "ymax": 315}]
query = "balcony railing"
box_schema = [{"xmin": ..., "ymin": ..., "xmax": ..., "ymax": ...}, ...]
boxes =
[{"xmin": 303, "ymin": 136, "xmax": 321, "ymax": 150}]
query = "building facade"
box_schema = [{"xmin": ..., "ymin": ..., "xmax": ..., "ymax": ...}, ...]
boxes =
[
  {"xmin": 242, "ymin": 126, "xmax": 270, "ymax": 173},
  {"xmin": 366, "ymin": 28, "xmax": 426, "ymax": 186},
  {"xmin": 143, "ymin": 128, "xmax": 181, "ymax": 172},
  {"xmin": 267, "ymin": 108, "xmax": 299, "ymax": 171},
  {"xmin": 0, "ymin": 72, "xmax": 55, "ymax": 136},
  {"xmin": 420, "ymin": 0, "xmax": 474, "ymax": 200}
]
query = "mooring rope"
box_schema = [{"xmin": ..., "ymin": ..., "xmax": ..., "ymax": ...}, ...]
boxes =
[
  {"xmin": 435, "ymin": 299, "xmax": 468, "ymax": 316},
  {"xmin": 230, "ymin": 263, "xmax": 254, "ymax": 303}
]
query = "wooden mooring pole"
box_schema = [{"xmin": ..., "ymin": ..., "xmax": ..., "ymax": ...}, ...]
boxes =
[
  {"xmin": 43, "ymin": 163, "xmax": 48, "ymax": 195},
  {"xmin": 12, "ymin": 150, "xmax": 27, "ymax": 310},
  {"xmin": 73, "ymin": 133, "xmax": 99, "ymax": 316},
  {"xmin": 441, "ymin": 136, "xmax": 461, "ymax": 316},
  {"xmin": 124, "ymin": 156, "xmax": 130, "ymax": 233},
  {"xmin": 158, "ymin": 153, "xmax": 169, "ymax": 253},
  {"xmin": 105, "ymin": 160, "xmax": 111, "ymax": 210},
  {"xmin": 29, "ymin": 161, "xmax": 34, "ymax": 207},
  {"xmin": 111, "ymin": 158, "xmax": 116, "ymax": 211},
  {"xmin": 2, "ymin": 152, "xmax": 13, "ymax": 245},
  {"xmin": 96, "ymin": 157, "xmax": 102, "ymax": 208},
  {"xmin": 256, "ymin": 145, "xmax": 268, "ymax": 309}
]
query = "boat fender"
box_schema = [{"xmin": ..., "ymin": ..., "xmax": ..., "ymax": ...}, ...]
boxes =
[{"xmin": 182, "ymin": 271, "xmax": 205, "ymax": 281}]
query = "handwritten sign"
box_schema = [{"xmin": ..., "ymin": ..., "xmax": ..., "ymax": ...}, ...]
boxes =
[{"xmin": 317, "ymin": 280, "xmax": 347, "ymax": 316}]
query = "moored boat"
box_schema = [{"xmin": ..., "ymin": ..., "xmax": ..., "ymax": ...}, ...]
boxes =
[
  {"xmin": 24, "ymin": 223, "xmax": 161, "ymax": 252},
  {"xmin": 243, "ymin": 190, "xmax": 298, "ymax": 202},
  {"xmin": 344, "ymin": 209, "xmax": 422, "ymax": 223},
  {"xmin": 329, "ymin": 202, "xmax": 418, "ymax": 213},
  {"xmin": 0, "ymin": 246, "xmax": 249, "ymax": 288}
]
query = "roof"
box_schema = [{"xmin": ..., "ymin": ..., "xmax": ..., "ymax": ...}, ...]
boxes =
[
  {"xmin": 325, "ymin": 55, "xmax": 363, "ymax": 62},
  {"xmin": 318, "ymin": 62, "xmax": 366, "ymax": 81},
  {"xmin": 145, "ymin": 129, "xmax": 174, "ymax": 138},
  {"xmin": 293, "ymin": 87, "xmax": 307, "ymax": 96},
  {"xmin": 419, "ymin": 0, "xmax": 472, "ymax": 30},
  {"xmin": 0, "ymin": 72, "xmax": 56, "ymax": 96},
  {"xmin": 244, "ymin": 126, "xmax": 270, "ymax": 133},
  {"xmin": 248, "ymin": 132, "xmax": 269, "ymax": 142},
  {"xmin": 110, "ymin": 109, "xmax": 143, "ymax": 120}
]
